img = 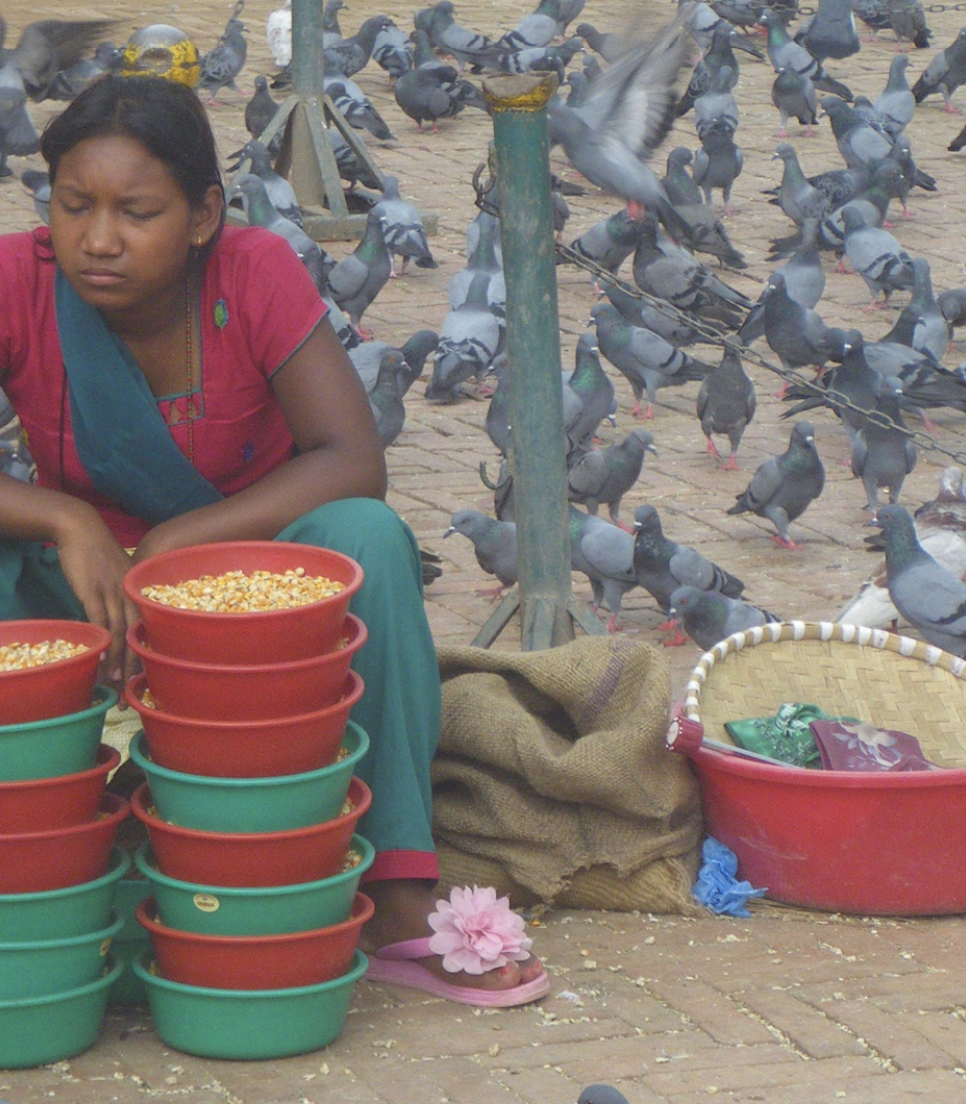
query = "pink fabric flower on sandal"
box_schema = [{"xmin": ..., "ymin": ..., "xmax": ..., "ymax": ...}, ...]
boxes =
[{"xmin": 427, "ymin": 886, "xmax": 533, "ymax": 975}]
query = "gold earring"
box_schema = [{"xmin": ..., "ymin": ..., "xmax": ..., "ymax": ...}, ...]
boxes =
[{"xmin": 195, "ymin": 235, "xmax": 204, "ymax": 248}]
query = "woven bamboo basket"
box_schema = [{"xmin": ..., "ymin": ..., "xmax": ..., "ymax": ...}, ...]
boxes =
[{"xmin": 668, "ymin": 621, "xmax": 966, "ymax": 916}]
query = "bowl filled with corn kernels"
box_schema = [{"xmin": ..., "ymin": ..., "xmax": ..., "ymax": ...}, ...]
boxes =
[
  {"xmin": 123, "ymin": 542, "xmax": 364, "ymax": 665},
  {"xmin": 0, "ymin": 621, "xmax": 112, "ymax": 725}
]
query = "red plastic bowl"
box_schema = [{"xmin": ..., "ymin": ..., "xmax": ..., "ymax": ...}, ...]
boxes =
[
  {"xmin": 123, "ymin": 542, "xmax": 364, "ymax": 664},
  {"xmin": 137, "ymin": 892, "xmax": 374, "ymax": 989},
  {"xmin": 0, "ymin": 621, "xmax": 111, "ymax": 725},
  {"xmin": 0, "ymin": 793, "xmax": 130, "ymax": 893},
  {"xmin": 0, "ymin": 744, "xmax": 120, "ymax": 833},
  {"xmin": 126, "ymin": 614, "xmax": 367, "ymax": 722},
  {"xmin": 123, "ymin": 670, "xmax": 364, "ymax": 777},
  {"xmin": 131, "ymin": 777, "xmax": 372, "ymax": 887}
]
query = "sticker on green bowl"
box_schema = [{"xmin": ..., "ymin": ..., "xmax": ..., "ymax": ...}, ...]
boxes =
[{"xmin": 193, "ymin": 893, "xmax": 220, "ymax": 913}]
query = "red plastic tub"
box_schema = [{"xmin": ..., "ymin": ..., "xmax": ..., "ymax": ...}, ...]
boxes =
[
  {"xmin": 123, "ymin": 670, "xmax": 364, "ymax": 777},
  {"xmin": 0, "ymin": 793, "xmax": 131, "ymax": 893},
  {"xmin": 0, "ymin": 745, "xmax": 120, "ymax": 832},
  {"xmin": 126, "ymin": 614, "xmax": 367, "ymax": 722},
  {"xmin": 0, "ymin": 621, "xmax": 111, "ymax": 725},
  {"xmin": 137, "ymin": 892, "xmax": 373, "ymax": 989},
  {"xmin": 131, "ymin": 778, "xmax": 371, "ymax": 887},
  {"xmin": 124, "ymin": 542, "xmax": 364, "ymax": 664}
]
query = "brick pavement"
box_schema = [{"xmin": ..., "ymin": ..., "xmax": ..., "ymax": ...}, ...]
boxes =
[{"xmin": 3, "ymin": 0, "xmax": 966, "ymax": 1099}]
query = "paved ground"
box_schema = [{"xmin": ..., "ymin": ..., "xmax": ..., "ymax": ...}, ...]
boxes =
[{"xmin": 4, "ymin": 0, "xmax": 966, "ymax": 1099}]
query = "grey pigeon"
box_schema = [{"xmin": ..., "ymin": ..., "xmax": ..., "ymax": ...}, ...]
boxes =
[
  {"xmin": 795, "ymin": 0, "xmax": 860, "ymax": 61},
  {"xmin": 675, "ymin": 23, "xmax": 742, "ymax": 118},
  {"xmin": 393, "ymin": 29, "xmax": 487, "ymax": 132},
  {"xmin": 486, "ymin": 37, "xmax": 584, "ymax": 79},
  {"xmin": 875, "ymin": 55, "xmax": 916, "ymax": 135},
  {"xmin": 912, "ymin": 27, "xmax": 966, "ymax": 110},
  {"xmin": 228, "ymin": 141, "xmax": 303, "ymax": 228},
  {"xmin": 325, "ymin": 125, "xmax": 383, "ymax": 192},
  {"xmin": 592, "ymin": 302, "xmax": 715, "ymax": 420},
  {"xmin": 853, "ymin": 0, "xmax": 892, "ymax": 38},
  {"xmin": 840, "ymin": 205, "xmax": 913, "ymax": 306},
  {"xmin": 323, "ymin": 15, "xmax": 390, "ymax": 79},
  {"xmin": 47, "ymin": 41, "xmax": 121, "ymax": 101},
  {"xmin": 367, "ymin": 350, "xmax": 409, "ymax": 447},
  {"xmin": 632, "ymin": 502, "xmax": 745, "ymax": 642},
  {"xmin": 244, "ymin": 76, "xmax": 281, "ymax": 142},
  {"xmin": 0, "ymin": 54, "xmax": 37, "ymax": 177},
  {"xmin": 496, "ymin": 1, "xmax": 560, "ymax": 52},
  {"xmin": 692, "ymin": 120, "xmax": 744, "ymax": 214},
  {"xmin": 449, "ymin": 212, "xmax": 505, "ymax": 316},
  {"xmin": 574, "ymin": 22, "xmax": 622, "ymax": 62},
  {"xmin": 567, "ymin": 428, "xmax": 657, "ymax": 526},
  {"xmin": 770, "ymin": 144, "xmax": 829, "ymax": 227},
  {"xmin": 822, "ymin": 96, "xmax": 894, "ymax": 169},
  {"xmin": 546, "ymin": 11, "xmax": 693, "ymax": 235},
  {"xmin": 416, "ymin": 1, "xmax": 497, "ymax": 69},
  {"xmin": 727, "ymin": 420, "xmax": 826, "ymax": 548},
  {"xmin": 886, "ymin": 0, "xmax": 931, "ymax": 49},
  {"xmin": 372, "ymin": 176, "xmax": 436, "ymax": 275},
  {"xmin": 569, "ymin": 506, "xmax": 640, "ymax": 632},
  {"xmin": 760, "ymin": 8, "xmax": 854, "ymax": 101},
  {"xmin": 880, "ymin": 258, "xmax": 948, "ymax": 361},
  {"xmin": 578, "ymin": 1087, "xmax": 631, "ymax": 1104},
  {"xmin": 670, "ymin": 586, "xmax": 782, "ymax": 649},
  {"xmin": 762, "ymin": 272, "xmax": 842, "ymax": 390},
  {"xmin": 872, "ymin": 504, "xmax": 966, "ymax": 655},
  {"xmin": 480, "ymin": 453, "xmax": 515, "ymax": 521},
  {"xmin": 849, "ymin": 375, "xmax": 917, "ymax": 511},
  {"xmin": 371, "ymin": 17, "xmax": 413, "ymax": 81},
  {"xmin": 696, "ymin": 345, "xmax": 757, "ymax": 468},
  {"xmin": 198, "ymin": 17, "xmax": 248, "ymax": 104},
  {"xmin": 350, "ymin": 331, "xmax": 439, "ymax": 396},
  {"xmin": 938, "ymin": 286, "xmax": 966, "ymax": 334},
  {"xmin": 771, "ymin": 66, "xmax": 818, "ymax": 136},
  {"xmin": 739, "ymin": 217, "xmax": 825, "ymax": 345},
  {"xmin": 426, "ymin": 272, "xmax": 503, "ymax": 402},
  {"xmin": 326, "ymin": 210, "xmax": 393, "ymax": 338},
  {"xmin": 565, "ymin": 333, "xmax": 617, "ymax": 454},
  {"xmin": 0, "ymin": 14, "xmax": 117, "ymax": 102},
  {"xmin": 232, "ymin": 174, "xmax": 332, "ymax": 293},
  {"xmin": 663, "ymin": 148, "xmax": 704, "ymax": 207},
  {"xmin": 324, "ymin": 72, "xmax": 394, "ymax": 141},
  {"xmin": 483, "ymin": 355, "xmax": 511, "ymax": 455},
  {"xmin": 567, "ymin": 209, "xmax": 642, "ymax": 282},
  {"xmin": 694, "ymin": 66, "xmax": 741, "ymax": 139},
  {"xmin": 605, "ymin": 284, "xmax": 724, "ymax": 347},
  {"xmin": 444, "ymin": 510, "xmax": 518, "ymax": 594}
]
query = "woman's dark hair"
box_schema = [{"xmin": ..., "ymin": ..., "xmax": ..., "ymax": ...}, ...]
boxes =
[{"xmin": 41, "ymin": 75, "xmax": 226, "ymax": 263}]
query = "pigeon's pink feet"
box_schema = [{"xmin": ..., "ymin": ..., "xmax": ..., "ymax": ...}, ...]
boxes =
[
  {"xmin": 722, "ymin": 203, "xmax": 737, "ymax": 217},
  {"xmin": 883, "ymin": 219, "xmax": 896, "ymax": 229},
  {"xmin": 835, "ymin": 258, "xmax": 850, "ymax": 274},
  {"xmin": 655, "ymin": 617, "xmax": 679, "ymax": 632},
  {"xmin": 901, "ymin": 207, "xmax": 915, "ymax": 218},
  {"xmin": 804, "ymin": 126, "xmax": 816, "ymax": 137},
  {"xmin": 774, "ymin": 127, "xmax": 789, "ymax": 138},
  {"xmin": 771, "ymin": 535, "xmax": 802, "ymax": 551},
  {"xmin": 722, "ymin": 454, "xmax": 739, "ymax": 471},
  {"xmin": 661, "ymin": 628, "xmax": 690, "ymax": 647},
  {"xmin": 476, "ymin": 582, "xmax": 512, "ymax": 599},
  {"xmin": 355, "ymin": 326, "xmax": 375, "ymax": 341},
  {"xmin": 632, "ymin": 402, "xmax": 654, "ymax": 421},
  {"xmin": 615, "ymin": 521, "xmax": 634, "ymax": 534},
  {"xmin": 706, "ymin": 437, "xmax": 721, "ymax": 460},
  {"xmin": 943, "ymin": 102, "xmax": 962, "ymax": 114},
  {"xmin": 773, "ymin": 381, "xmax": 789, "ymax": 399},
  {"xmin": 860, "ymin": 300, "xmax": 884, "ymax": 313}
]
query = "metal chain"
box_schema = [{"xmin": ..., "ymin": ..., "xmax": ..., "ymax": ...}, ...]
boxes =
[{"xmin": 472, "ymin": 175, "xmax": 966, "ymax": 468}]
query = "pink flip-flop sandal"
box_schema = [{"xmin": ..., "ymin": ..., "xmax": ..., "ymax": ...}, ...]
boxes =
[{"xmin": 365, "ymin": 885, "xmax": 551, "ymax": 1008}]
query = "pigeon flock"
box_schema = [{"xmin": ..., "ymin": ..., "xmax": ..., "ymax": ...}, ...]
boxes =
[{"xmin": 5, "ymin": 0, "xmax": 966, "ymax": 667}]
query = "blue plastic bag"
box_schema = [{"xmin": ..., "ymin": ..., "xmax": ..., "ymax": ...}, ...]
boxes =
[{"xmin": 693, "ymin": 836, "xmax": 767, "ymax": 917}]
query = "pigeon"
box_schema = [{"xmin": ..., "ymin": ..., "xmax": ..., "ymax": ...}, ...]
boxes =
[
  {"xmin": 371, "ymin": 17, "xmax": 413, "ymax": 81},
  {"xmin": 577, "ymin": 1087, "xmax": 631, "ymax": 1104},
  {"xmin": 670, "ymin": 586, "xmax": 782, "ymax": 649},
  {"xmin": 449, "ymin": 211, "xmax": 505, "ymax": 316},
  {"xmin": 393, "ymin": 29, "xmax": 487, "ymax": 132},
  {"xmin": 350, "ymin": 331, "xmax": 439, "ymax": 395},
  {"xmin": 266, "ymin": 0, "xmax": 292, "ymax": 68},
  {"xmin": 19, "ymin": 168, "xmax": 49, "ymax": 223},
  {"xmin": 676, "ymin": 25, "xmax": 743, "ymax": 119},
  {"xmin": 853, "ymin": 0, "xmax": 892, "ymax": 39},
  {"xmin": 574, "ymin": 22, "xmax": 622, "ymax": 62},
  {"xmin": 728, "ymin": 421, "xmax": 826, "ymax": 549},
  {"xmin": 323, "ymin": 15, "xmax": 391, "ymax": 79},
  {"xmin": 326, "ymin": 210, "xmax": 393, "ymax": 339},
  {"xmin": 762, "ymin": 272, "xmax": 842, "ymax": 388},
  {"xmin": 231, "ymin": 174, "xmax": 332, "ymax": 293},
  {"xmin": 663, "ymin": 148, "xmax": 705, "ymax": 207},
  {"xmin": 771, "ymin": 66, "xmax": 818, "ymax": 136},
  {"xmin": 426, "ymin": 272, "xmax": 503, "ymax": 402},
  {"xmin": 948, "ymin": 121, "xmax": 966, "ymax": 150},
  {"xmin": 483, "ymin": 355, "xmax": 512, "ymax": 455},
  {"xmin": 367, "ymin": 350, "xmax": 409, "ymax": 448},
  {"xmin": 879, "ymin": 258, "xmax": 948, "ymax": 361},
  {"xmin": 565, "ymin": 333, "xmax": 618, "ymax": 454},
  {"xmin": 912, "ymin": 27, "xmax": 966, "ymax": 111},
  {"xmin": 692, "ymin": 120, "xmax": 744, "ymax": 214},
  {"xmin": 938, "ymin": 286, "xmax": 966, "ymax": 334},
  {"xmin": 444, "ymin": 510, "xmax": 518, "ymax": 595},
  {"xmin": 838, "ymin": 467, "xmax": 966, "ymax": 628},
  {"xmin": 759, "ymin": 8, "xmax": 854, "ymax": 101},
  {"xmin": 244, "ymin": 76, "xmax": 281, "ymax": 143},
  {"xmin": 417, "ymin": 1, "xmax": 498, "ymax": 69},
  {"xmin": 840, "ymin": 204, "xmax": 914, "ymax": 306},
  {"xmin": 567, "ymin": 428, "xmax": 657, "ymax": 526},
  {"xmin": 485, "ymin": 38, "xmax": 585, "ymax": 79},
  {"xmin": 569, "ymin": 506, "xmax": 640, "ymax": 632},
  {"xmin": 227, "ymin": 141, "xmax": 302, "ymax": 228},
  {"xmin": 198, "ymin": 16, "xmax": 248, "ymax": 104},
  {"xmin": 325, "ymin": 123, "xmax": 383, "ymax": 191},
  {"xmin": 696, "ymin": 345, "xmax": 757, "ymax": 468},
  {"xmin": 780, "ymin": 328, "xmax": 875, "ymax": 445},
  {"xmin": 770, "ymin": 144, "xmax": 832, "ymax": 227},
  {"xmin": 480, "ymin": 454, "xmax": 515, "ymax": 521},
  {"xmin": 874, "ymin": 55, "xmax": 916, "ymax": 136},
  {"xmin": 591, "ymin": 302, "xmax": 716, "ymax": 420},
  {"xmin": 0, "ymin": 14, "xmax": 117, "ymax": 102},
  {"xmin": 372, "ymin": 176, "xmax": 436, "ymax": 276},
  {"xmin": 324, "ymin": 72, "xmax": 394, "ymax": 141},
  {"xmin": 849, "ymin": 375, "xmax": 917, "ymax": 511},
  {"xmin": 46, "ymin": 41, "xmax": 121, "ymax": 100},
  {"xmin": 496, "ymin": 0, "xmax": 562, "ymax": 52},
  {"xmin": 545, "ymin": 10, "xmax": 693, "ymax": 234},
  {"xmin": 566, "ymin": 209, "xmax": 642, "ymax": 284},
  {"xmin": 795, "ymin": 0, "xmax": 860, "ymax": 61},
  {"xmin": 632, "ymin": 503, "xmax": 745, "ymax": 641},
  {"xmin": 739, "ymin": 217, "xmax": 825, "ymax": 345},
  {"xmin": 886, "ymin": 0, "xmax": 931, "ymax": 49},
  {"xmin": 872, "ymin": 503, "xmax": 966, "ymax": 655},
  {"xmin": 0, "ymin": 60, "xmax": 37, "ymax": 178},
  {"xmin": 821, "ymin": 96, "xmax": 895, "ymax": 170},
  {"xmin": 605, "ymin": 284, "xmax": 724, "ymax": 347}
]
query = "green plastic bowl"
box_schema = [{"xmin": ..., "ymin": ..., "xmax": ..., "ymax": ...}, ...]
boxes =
[
  {"xmin": 133, "ymin": 948, "xmax": 367, "ymax": 1060},
  {"xmin": 0, "ymin": 686, "xmax": 117, "ymax": 781},
  {"xmin": 0, "ymin": 957, "xmax": 122, "ymax": 1069},
  {"xmin": 0, "ymin": 846, "xmax": 130, "ymax": 941},
  {"xmin": 128, "ymin": 723, "xmax": 369, "ymax": 832},
  {"xmin": 0, "ymin": 911, "xmax": 123, "ymax": 999},
  {"xmin": 108, "ymin": 932, "xmax": 151, "ymax": 1006},
  {"xmin": 134, "ymin": 834, "xmax": 375, "ymax": 935}
]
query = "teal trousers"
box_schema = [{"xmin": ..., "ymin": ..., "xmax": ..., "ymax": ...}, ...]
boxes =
[{"xmin": 0, "ymin": 498, "xmax": 442, "ymax": 883}]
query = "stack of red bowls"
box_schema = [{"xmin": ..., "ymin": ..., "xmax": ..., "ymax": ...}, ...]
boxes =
[
  {"xmin": 122, "ymin": 542, "xmax": 376, "ymax": 1057},
  {"xmin": 0, "ymin": 620, "xmax": 131, "ymax": 1068}
]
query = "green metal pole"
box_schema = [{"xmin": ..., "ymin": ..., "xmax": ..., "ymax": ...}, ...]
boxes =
[
  {"xmin": 483, "ymin": 75, "xmax": 578, "ymax": 651},
  {"xmin": 291, "ymin": 0, "xmax": 323, "ymax": 98}
]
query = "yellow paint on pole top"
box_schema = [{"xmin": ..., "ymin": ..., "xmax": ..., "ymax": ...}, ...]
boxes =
[
  {"xmin": 121, "ymin": 25, "xmax": 201, "ymax": 88},
  {"xmin": 482, "ymin": 73, "xmax": 559, "ymax": 113}
]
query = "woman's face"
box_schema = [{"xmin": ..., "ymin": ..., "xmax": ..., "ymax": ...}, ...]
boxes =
[{"xmin": 49, "ymin": 134, "xmax": 219, "ymax": 320}]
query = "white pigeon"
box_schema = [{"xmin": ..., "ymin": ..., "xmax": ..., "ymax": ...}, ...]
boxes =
[{"xmin": 266, "ymin": 0, "xmax": 292, "ymax": 68}]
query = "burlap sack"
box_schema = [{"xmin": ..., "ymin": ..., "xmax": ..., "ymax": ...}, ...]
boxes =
[{"xmin": 432, "ymin": 635, "xmax": 704, "ymax": 914}]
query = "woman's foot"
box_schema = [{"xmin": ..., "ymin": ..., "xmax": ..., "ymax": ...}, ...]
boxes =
[{"xmin": 361, "ymin": 879, "xmax": 545, "ymax": 996}]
